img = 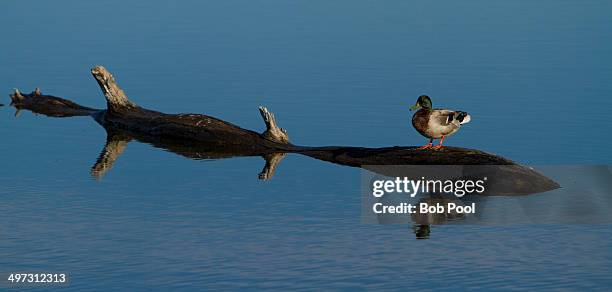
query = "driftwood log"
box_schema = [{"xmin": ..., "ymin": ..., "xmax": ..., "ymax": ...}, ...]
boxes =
[{"xmin": 8, "ymin": 66, "xmax": 560, "ymax": 195}]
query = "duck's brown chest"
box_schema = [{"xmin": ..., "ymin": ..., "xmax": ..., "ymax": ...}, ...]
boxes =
[{"xmin": 411, "ymin": 109, "xmax": 431, "ymax": 137}]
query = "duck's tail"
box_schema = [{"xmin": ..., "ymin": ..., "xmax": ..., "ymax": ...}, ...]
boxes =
[{"xmin": 456, "ymin": 111, "xmax": 471, "ymax": 124}]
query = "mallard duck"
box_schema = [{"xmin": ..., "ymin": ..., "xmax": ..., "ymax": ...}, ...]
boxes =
[{"xmin": 410, "ymin": 95, "xmax": 470, "ymax": 149}]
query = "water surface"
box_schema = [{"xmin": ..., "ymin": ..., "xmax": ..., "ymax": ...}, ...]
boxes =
[{"xmin": 1, "ymin": 0, "xmax": 611, "ymax": 290}]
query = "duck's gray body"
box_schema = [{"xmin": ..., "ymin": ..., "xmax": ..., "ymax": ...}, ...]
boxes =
[{"xmin": 412, "ymin": 109, "xmax": 471, "ymax": 139}]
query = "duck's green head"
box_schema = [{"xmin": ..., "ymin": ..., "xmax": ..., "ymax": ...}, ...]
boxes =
[{"xmin": 410, "ymin": 95, "xmax": 432, "ymax": 111}]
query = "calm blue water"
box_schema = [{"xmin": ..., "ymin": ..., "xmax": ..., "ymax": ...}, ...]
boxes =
[{"xmin": 1, "ymin": 0, "xmax": 612, "ymax": 290}]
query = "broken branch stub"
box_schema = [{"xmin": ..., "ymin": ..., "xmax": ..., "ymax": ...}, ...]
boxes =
[
  {"xmin": 259, "ymin": 106, "xmax": 290, "ymax": 144},
  {"xmin": 91, "ymin": 65, "xmax": 136, "ymax": 112},
  {"xmin": 10, "ymin": 88, "xmax": 25, "ymax": 103}
]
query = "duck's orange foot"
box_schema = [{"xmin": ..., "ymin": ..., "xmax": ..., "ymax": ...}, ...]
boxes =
[
  {"xmin": 432, "ymin": 145, "xmax": 444, "ymax": 150},
  {"xmin": 418, "ymin": 144, "xmax": 433, "ymax": 150}
]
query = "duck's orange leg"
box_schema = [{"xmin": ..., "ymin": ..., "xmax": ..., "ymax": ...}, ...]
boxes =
[
  {"xmin": 418, "ymin": 139, "xmax": 433, "ymax": 150},
  {"xmin": 432, "ymin": 135, "xmax": 445, "ymax": 149}
]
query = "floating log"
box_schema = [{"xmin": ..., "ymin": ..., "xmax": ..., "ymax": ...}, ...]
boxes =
[{"xmin": 7, "ymin": 66, "xmax": 560, "ymax": 195}]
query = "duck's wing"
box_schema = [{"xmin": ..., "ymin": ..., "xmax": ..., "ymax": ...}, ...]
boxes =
[
  {"xmin": 431, "ymin": 109, "xmax": 457, "ymax": 126},
  {"xmin": 432, "ymin": 109, "xmax": 470, "ymax": 126}
]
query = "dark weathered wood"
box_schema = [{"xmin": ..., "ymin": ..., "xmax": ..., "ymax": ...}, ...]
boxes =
[
  {"xmin": 10, "ymin": 88, "xmax": 97, "ymax": 117},
  {"xmin": 89, "ymin": 66, "xmax": 294, "ymax": 151},
  {"xmin": 296, "ymin": 146, "xmax": 514, "ymax": 166},
  {"xmin": 7, "ymin": 65, "xmax": 560, "ymax": 195}
]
